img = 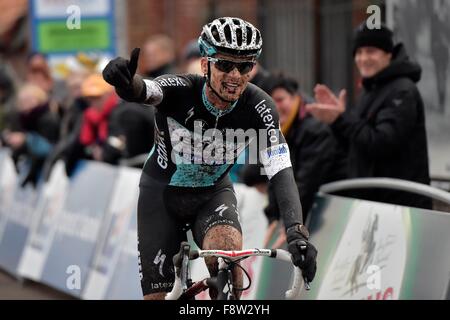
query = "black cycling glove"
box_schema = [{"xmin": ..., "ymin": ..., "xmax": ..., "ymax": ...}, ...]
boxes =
[
  {"xmin": 286, "ymin": 224, "xmax": 318, "ymax": 283},
  {"xmin": 102, "ymin": 47, "xmax": 146, "ymax": 102}
]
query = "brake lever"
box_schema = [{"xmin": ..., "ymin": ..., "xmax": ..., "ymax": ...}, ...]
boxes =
[{"xmin": 299, "ymin": 244, "xmax": 311, "ymax": 290}]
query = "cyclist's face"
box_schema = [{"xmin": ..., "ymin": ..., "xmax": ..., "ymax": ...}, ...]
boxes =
[{"xmin": 201, "ymin": 53, "xmax": 254, "ymax": 102}]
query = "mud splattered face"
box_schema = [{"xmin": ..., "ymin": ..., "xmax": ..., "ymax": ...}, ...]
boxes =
[{"xmin": 201, "ymin": 53, "xmax": 255, "ymax": 102}]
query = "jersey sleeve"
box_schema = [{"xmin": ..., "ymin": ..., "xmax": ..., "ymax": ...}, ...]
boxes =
[
  {"xmin": 251, "ymin": 92, "xmax": 292, "ymax": 179},
  {"xmin": 142, "ymin": 74, "xmax": 200, "ymax": 110},
  {"xmin": 250, "ymin": 88, "xmax": 304, "ymax": 228}
]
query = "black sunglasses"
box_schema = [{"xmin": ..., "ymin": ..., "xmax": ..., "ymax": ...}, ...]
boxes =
[{"xmin": 207, "ymin": 57, "xmax": 255, "ymax": 75}]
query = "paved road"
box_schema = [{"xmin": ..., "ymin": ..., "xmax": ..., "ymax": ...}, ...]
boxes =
[{"xmin": 0, "ymin": 269, "xmax": 75, "ymax": 300}]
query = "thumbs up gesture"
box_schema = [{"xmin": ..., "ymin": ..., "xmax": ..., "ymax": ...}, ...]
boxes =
[
  {"xmin": 103, "ymin": 48, "xmax": 140, "ymax": 88},
  {"xmin": 102, "ymin": 48, "xmax": 145, "ymax": 102}
]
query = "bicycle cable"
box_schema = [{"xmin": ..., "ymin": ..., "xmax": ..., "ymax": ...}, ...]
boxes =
[{"xmin": 224, "ymin": 258, "xmax": 252, "ymax": 292}]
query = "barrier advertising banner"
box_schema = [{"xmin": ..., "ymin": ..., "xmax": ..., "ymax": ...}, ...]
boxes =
[
  {"xmin": 18, "ymin": 161, "xmax": 70, "ymax": 281},
  {"xmin": 38, "ymin": 161, "xmax": 117, "ymax": 297},
  {"xmin": 0, "ymin": 156, "xmax": 39, "ymax": 275},
  {"xmin": 299, "ymin": 194, "xmax": 450, "ymax": 300},
  {"xmin": 0, "ymin": 151, "xmax": 16, "ymax": 244},
  {"xmin": 83, "ymin": 167, "xmax": 141, "ymax": 300},
  {"xmin": 103, "ymin": 201, "xmax": 142, "ymax": 300}
]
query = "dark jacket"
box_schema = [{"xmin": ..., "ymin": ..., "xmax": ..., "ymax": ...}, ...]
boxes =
[
  {"xmin": 102, "ymin": 101, "xmax": 155, "ymax": 166},
  {"xmin": 15, "ymin": 104, "xmax": 60, "ymax": 186},
  {"xmin": 250, "ymin": 65, "xmax": 271, "ymax": 91},
  {"xmin": 331, "ymin": 43, "xmax": 431, "ymax": 209},
  {"xmin": 43, "ymin": 97, "xmax": 89, "ymax": 178},
  {"xmin": 145, "ymin": 63, "xmax": 176, "ymax": 80}
]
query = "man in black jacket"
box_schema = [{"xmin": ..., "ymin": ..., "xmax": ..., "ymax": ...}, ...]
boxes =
[{"xmin": 307, "ymin": 22, "xmax": 432, "ymax": 209}]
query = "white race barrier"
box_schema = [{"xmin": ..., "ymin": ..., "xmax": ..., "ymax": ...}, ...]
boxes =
[
  {"xmin": 82, "ymin": 167, "xmax": 141, "ymax": 300},
  {"xmin": 0, "ymin": 152, "xmax": 39, "ymax": 275}
]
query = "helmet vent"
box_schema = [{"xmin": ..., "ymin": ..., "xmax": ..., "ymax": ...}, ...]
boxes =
[
  {"xmin": 246, "ymin": 27, "xmax": 252, "ymax": 45},
  {"xmin": 236, "ymin": 28, "xmax": 243, "ymax": 46},
  {"xmin": 211, "ymin": 25, "xmax": 221, "ymax": 42},
  {"xmin": 224, "ymin": 24, "xmax": 232, "ymax": 43}
]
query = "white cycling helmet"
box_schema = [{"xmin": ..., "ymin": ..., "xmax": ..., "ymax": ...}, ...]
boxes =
[{"xmin": 199, "ymin": 17, "xmax": 262, "ymax": 58}]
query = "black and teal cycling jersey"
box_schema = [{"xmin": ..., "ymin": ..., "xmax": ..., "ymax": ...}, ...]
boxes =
[{"xmin": 142, "ymin": 74, "xmax": 292, "ymax": 188}]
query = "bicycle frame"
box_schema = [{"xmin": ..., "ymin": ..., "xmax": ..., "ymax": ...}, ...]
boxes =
[{"xmin": 165, "ymin": 242, "xmax": 310, "ymax": 300}]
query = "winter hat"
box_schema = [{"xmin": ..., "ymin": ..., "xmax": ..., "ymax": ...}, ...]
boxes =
[{"xmin": 353, "ymin": 21, "xmax": 394, "ymax": 55}]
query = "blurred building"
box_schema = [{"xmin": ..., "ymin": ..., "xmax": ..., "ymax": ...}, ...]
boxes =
[
  {"xmin": 0, "ymin": 0, "xmax": 381, "ymax": 97},
  {"xmin": 123, "ymin": 0, "xmax": 379, "ymax": 96}
]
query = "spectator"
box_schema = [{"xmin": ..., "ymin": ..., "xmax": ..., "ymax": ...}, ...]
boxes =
[
  {"xmin": 0, "ymin": 62, "xmax": 17, "ymax": 132},
  {"xmin": 42, "ymin": 60, "xmax": 90, "ymax": 177},
  {"xmin": 180, "ymin": 39, "xmax": 202, "ymax": 75},
  {"xmin": 78, "ymin": 73, "xmax": 119, "ymax": 162},
  {"xmin": 249, "ymin": 62, "xmax": 271, "ymax": 90},
  {"xmin": 2, "ymin": 83, "xmax": 59, "ymax": 186},
  {"xmin": 25, "ymin": 52, "xmax": 67, "ymax": 118},
  {"xmin": 61, "ymin": 66, "xmax": 90, "ymax": 139},
  {"xmin": 101, "ymin": 101, "xmax": 155, "ymax": 167},
  {"xmin": 141, "ymin": 34, "xmax": 176, "ymax": 79},
  {"xmin": 26, "ymin": 53, "xmax": 53, "ymax": 94},
  {"xmin": 306, "ymin": 22, "xmax": 432, "ymax": 209}
]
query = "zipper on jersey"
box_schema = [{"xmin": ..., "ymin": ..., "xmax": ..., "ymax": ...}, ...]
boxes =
[{"xmin": 214, "ymin": 110, "xmax": 222, "ymax": 130}]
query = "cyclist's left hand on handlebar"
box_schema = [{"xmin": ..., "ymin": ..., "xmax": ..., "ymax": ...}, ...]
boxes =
[{"xmin": 286, "ymin": 224, "xmax": 318, "ymax": 283}]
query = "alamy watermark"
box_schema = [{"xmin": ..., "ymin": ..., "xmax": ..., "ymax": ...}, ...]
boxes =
[
  {"xmin": 66, "ymin": 5, "xmax": 81, "ymax": 30},
  {"xmin": 366, "ymin": 265, "xmax": 381, "ymax": 290},
  {"xmin": 66, "ymin": 264, "xmax": 81, "ymax": 290},
  {"xmin": 159, "ymin": 121, "xmax": 281, "ymax": 167},
  {"xmin": 366, "ymin": 5, "xmax": 382, "ymax": 29}
]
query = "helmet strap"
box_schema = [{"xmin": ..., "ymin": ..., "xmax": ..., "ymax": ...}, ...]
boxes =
[{"xmin": 206, "ymin": 61, "xmax": 236, "ymax": 104}]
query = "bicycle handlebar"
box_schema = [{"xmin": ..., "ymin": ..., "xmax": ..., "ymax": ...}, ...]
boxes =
[{"xmin": 166, "ymin": 243, "xmax": 310, "ymax": 300}]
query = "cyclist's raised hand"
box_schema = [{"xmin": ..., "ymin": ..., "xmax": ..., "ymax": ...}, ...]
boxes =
[
  {"xmin": 103, "ymin": 47, "xmax": 139, "ymax": 87},
  {"xmin": 286, "ymin": 224, "xmax": 318, "ymax": 283},
  {"xmin": 102, "ymin": 48, "xmax": 145, "ymax": 102}
]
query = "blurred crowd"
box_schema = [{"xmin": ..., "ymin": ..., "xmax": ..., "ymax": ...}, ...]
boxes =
[
  {"xmin": 0, "ymin": 34, "xmax": 219, "ymax": 187},
  {"xmin": 0, "ymin": 22, "xmax": 432, "ymax": 245}
]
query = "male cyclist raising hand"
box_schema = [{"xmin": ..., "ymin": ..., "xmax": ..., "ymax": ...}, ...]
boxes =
[{"xmin": 103, "ymin": 17, "xmax": 317, "ymax": 300}]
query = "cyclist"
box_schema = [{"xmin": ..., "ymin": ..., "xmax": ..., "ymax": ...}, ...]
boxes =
[{"xmin": 102, "ymin": 17, "xmax": 318, "ymax": 300}]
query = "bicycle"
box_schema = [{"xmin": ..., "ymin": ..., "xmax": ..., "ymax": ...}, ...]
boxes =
[{"xmin": 165, "ymin": 241, "xmax": 311, "ymax": 300}]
